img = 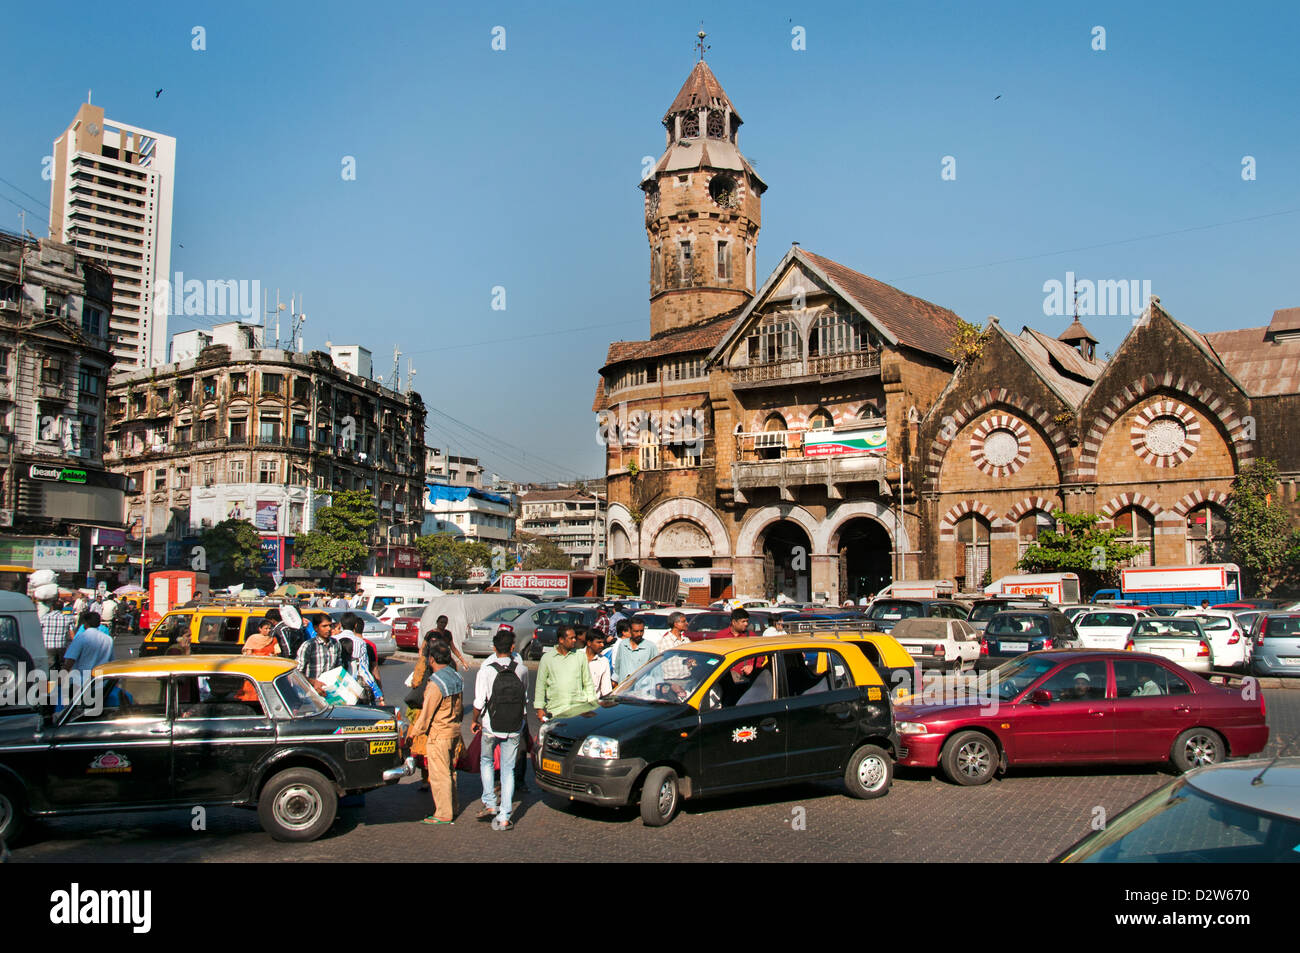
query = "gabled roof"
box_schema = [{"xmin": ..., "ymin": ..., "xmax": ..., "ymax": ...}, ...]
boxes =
[
  {"xmin": 1015, "ymin": 326, "xmax": 1104, "ymax": 407},
  {"xmin": 707, "ymin": 246, "xmax": 963, "ymax": 364},
  {"xmin": 1267, "ymin": 306, "xmax": 1300, "ymax": 335},
  {"xmin": 602, "ymin": 305, "xmax": 744, "ymax": 371},
  {"xmin": 664, "ymin": 60, "xmax": 741, "ymax": 125}
]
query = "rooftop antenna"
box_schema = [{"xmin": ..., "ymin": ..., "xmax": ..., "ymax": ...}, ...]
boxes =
[
  {"xmin": 405, "ymin": 358, "xmax": 416, "ymax": 394},
  {"xmin": 389, "ymin": 345, "xmax": 402, "ymax": 389},
  {"xmin": 290, "ymin": 294, "xmax": 307, "ymax": 352}
]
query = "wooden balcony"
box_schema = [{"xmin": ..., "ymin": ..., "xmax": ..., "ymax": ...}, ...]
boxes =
[{"xmin": 730, "ymin": 349, "xmax": 882, "ymax": 389}]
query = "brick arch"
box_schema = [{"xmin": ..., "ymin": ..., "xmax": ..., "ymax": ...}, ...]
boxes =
[
  {"xmin": 736, "ymin": 504, "xmax": 822, "ymax": 557},
  {"xmin": 938, "ymin": 500, "xmax": 1001, "ymax": 540},
  {"xmin": 1172, "ymin": 489, "xmax": 1231, "ymax": 517},
  {"xmin": 924, "ymin": 388, "xmax": 1070, "ymax": 491},
  {"xmin": 1077, "ymin": 373, "xmax": 1254, "ymax": 478},
  {"xmin": 1004, "ymin": 496, "xmax": 1059, "ymax": 523},
  {"xmin": 1098, "ymin": 492, "xmax": 1164, "ymax": 519},
  {"xmin": 640, "ymin": 497, "xmax": 731, "ymax": 557}
]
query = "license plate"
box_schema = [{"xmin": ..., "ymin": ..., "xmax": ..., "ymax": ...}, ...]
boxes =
[
  {"xmin": 1150, "ymin": 648, "xmax": 1182, "ymax": 659},
  {"xmin": 1001, "ymin": 642, "xmax": 1029, "ymax": 653},
  {"xmin": 1280, "ymin": 658, "xmax": 1300, "ymax": 666},
  {"xmin": 541, "ymin": 758, "xmax": 562, "ymax": 775},
  {"xmin": 369, "ymin": 740, "xmax": 396, "ymax": 755}
]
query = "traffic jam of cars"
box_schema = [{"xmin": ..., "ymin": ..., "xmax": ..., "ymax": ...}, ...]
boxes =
[{"xmin": 0, "ymin": 562, "xmax": 1292, "ymax": 861}]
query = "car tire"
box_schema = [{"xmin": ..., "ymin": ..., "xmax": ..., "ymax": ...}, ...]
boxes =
[
  {"xmin": 0, "ymin": 644, "xmax": 34, "ymax": 700},
  {"xmin": 0, "ymin": 780, "xmax": 26, "ymax": 846},
  {"xmin": 1171, "ymin": 728, "xmax": 1225, "ymax": 773},
  {"xmin": 639, "ymin": 766, "xmax": 681, "ymax": 826},
  {"xmin": 940, "ymin": 730, "xmax": 998, "ymax": 786},
  {"xmin": 844, "ymin": 744, "xmax": 892, "ymax": 799},
  {"xmin": 257, "ymin": 767, "xmax": 338, "ymax": 842}
]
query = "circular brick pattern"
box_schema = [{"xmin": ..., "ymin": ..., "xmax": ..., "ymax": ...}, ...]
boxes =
[
  {"xmin": 1130, "ymin": 400, "xmax": 1200, "ymax": 467},
  {"xmin": 970, "ymin": 415, "xmax": 1031, "ymax": 477}
]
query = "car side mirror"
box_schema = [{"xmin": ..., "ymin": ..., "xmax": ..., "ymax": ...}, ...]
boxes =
[{"xmin": 1029, "ymin": 690, "xmax": 1052, "ymax": 705}]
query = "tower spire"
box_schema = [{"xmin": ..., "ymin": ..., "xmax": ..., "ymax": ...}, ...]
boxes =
[{"xmin": 696, "ymin": 28, "xmax": 709, "ymax": 61}]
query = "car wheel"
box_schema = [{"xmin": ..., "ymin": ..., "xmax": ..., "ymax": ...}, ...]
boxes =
[
  {"xmin": 844, "ymin": 744, "xmax": 892, "ymax": 799},
  {"xmin": 940, "ymin": 730, "xmax": 998, "ymax": 786},
  {"xmin": 257, "ymin": 767, "xmax": 338, "ymax": 842},
  {"xmin": 639, "ymin": 766, "xmax": 680, "ymax": 826},
  {"xmin": 0, "ymin": 781, "xmax": 25, "ymax": 845},
  {"xmin": 0, "ymin": 644, "xmax": 34, "ymax": 700},
  {"xmin": 1172, "ymin": 728, "xmax": 1224, "ymax": 773}
]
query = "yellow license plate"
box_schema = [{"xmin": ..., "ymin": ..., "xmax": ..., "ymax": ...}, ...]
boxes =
[
  {"xmin": 369, "ymin": 740, "xmax": 396, "ymax": 755},
  {"xmin": 541, "ymin": 758, "xmax": 562, "ymax": 775}
]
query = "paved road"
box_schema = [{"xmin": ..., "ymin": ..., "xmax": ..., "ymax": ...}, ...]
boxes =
[{"xmin": 10, "ymin": 648, "xmax": 1298, "ymax": 863}]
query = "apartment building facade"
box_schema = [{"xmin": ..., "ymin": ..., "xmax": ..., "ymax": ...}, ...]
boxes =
[
  {"xmin": 49, "ymin": 102, "xmax": 176, "ymax": 370},
  {"xmin": 0, "ymin": 232, "xmax": 128, "ymax": 577},
  {"xmin": 517, "ymin": 488, "xmax": 607, "ymax": 570},
  {"xmin": 105, "ymin": 340, "xmax": 427, "ymax": 575}
]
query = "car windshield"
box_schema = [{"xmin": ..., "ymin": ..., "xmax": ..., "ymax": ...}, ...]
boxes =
[
  {"xmin": 636, "ymin": 613, "xmax": 674, "ymax": 628},
  {"xmin": 1187, "ymin": 614, "xmax": 1232, "ymax": 630},
  {"xmin": 1134, "ymin": 620, "xmax": 1202, "ymax": 638},
  {"xmin": 867, "ymin": 601, "xmax": 922, "ymax": 621},
  {"xmin": 969, "ymin": 603, "xmax": 1008, "ymax": 622},
  {"xmin": 986, "ymin": 655, "xmax": 1060, "ymax": 701},
  {"xmin": 613, "ymin": 650, "xmax": 723, "ymax": 704},
  {"xmin": 482, "ymin": 607, "xmax": 525, "ymax": 623},
  {"xmin": 1264, "ymin": 616, "xmax": 1300, "ymax": 637},
  {"xmin": 986, "ymin": 614, "xmax": 1049, "ymax": 637},
  {"xmin": 686, "ymin": 613, "xmax": 730, "ymax": 631},
  {"xmin": 1079, "ymin": 612, "xmax": 1134, "ymax": 627},
  {"xmin": 275, "ymin": 670, "xmax": 329, "ymax": 716},
  {"xmin": 1063, "ymin": 779, "xmax": 1300, "ymax": 862}
]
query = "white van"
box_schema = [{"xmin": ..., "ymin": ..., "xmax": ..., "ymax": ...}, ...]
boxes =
[
  {"xmin": 354, "ymin": 576, "xmax": 444, "ymax": 616},
  {"xmin": 872, "ymin": 580, "xmax": 956, "ymax": 601}
]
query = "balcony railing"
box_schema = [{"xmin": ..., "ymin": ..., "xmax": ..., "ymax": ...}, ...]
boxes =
[
  {"xmin": 731, "ymin": 348, "xmax": 882, "ymax": 385},
  {"xmin": 730, "ymin": 426, "xmax": 890, "ymax": 503}
]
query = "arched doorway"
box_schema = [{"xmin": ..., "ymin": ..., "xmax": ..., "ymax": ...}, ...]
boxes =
[
  {"xmin": 837, "ymin": 517, "xmax": 892, "ymax": 603},
  {"xmin": 760, "ymin": 520, "xmax": 812, "ymax": 602}
]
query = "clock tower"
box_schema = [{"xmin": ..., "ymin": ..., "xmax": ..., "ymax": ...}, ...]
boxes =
[{"xmin": 643, "ymin": 55, "xmax": 766, "ymax": 337}]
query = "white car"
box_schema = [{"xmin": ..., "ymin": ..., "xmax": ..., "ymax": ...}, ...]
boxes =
[
  {"xmin": 1060, "ymin": 605, "xmax": 1091, "ymax": 623},
  {"xmin": 1073, "ymin": 608, "xmax": 1145, "ymax": 650},
  {"xmin": 632, "ymin": 608, "xmax": 706, "ymax": 645},
  {"xmin": 377, "ymin": 602, "xmax": 428, "ymax": 623},
  {"xmin": 1174, "ymin": 609, "xmax": 1251, "ymax": 671},
  {"xmin": 890, "ymin": 616, "xmax": 981, "ymax": 672}
]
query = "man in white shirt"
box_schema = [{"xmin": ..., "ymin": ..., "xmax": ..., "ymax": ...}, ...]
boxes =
[
  {"xmin": 579, "ymin": 625, "xmax": 613, "ymax": 698},
  {"xmin": 100, "ymin": 595, "xmax": 118, "ymax": 628},
  {"xmin": 472, "ymin": 630, "xmax": 529, "ymax": 829},
  {"xmin": 656, "ymin": 611, "xmax": 691, "ymax": 653}
]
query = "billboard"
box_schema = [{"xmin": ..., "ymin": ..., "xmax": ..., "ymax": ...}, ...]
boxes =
[
  {"xmin": 804, "ymin": 426, "xmax": 887, "ymax": 457},
  {"xmin": 499, "ymin": 572, "xmax": 569, "ymax": 592},
  {"xmin": 254, "ymin": 500, "xmax": 280, "ymax": 533}
]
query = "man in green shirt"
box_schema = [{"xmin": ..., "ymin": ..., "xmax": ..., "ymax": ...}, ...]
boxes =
[{"xmin": 536, "ymin": 624, "xmax": 597, "ymax": 720}]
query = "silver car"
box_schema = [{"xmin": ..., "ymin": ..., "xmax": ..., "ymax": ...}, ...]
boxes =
[
  {"xmin": 1127, "ymin": 617, "xmax": 1213, "ymax": 674},
  {"xmin": 322, "ymin": 608, "xmax": 396, "ymax": 660},
  {"xmin": 464, "ymin": 605, "xmax": 530, "ymax": 656}
]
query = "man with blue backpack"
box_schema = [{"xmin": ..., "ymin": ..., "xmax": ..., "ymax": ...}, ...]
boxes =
[{"xmin": 472, "ymin": 630, "xmax": 529, "ymax": 831}]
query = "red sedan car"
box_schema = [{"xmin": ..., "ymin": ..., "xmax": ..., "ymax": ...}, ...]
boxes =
[
  {"xmin": 895, "ymin": 650, "xmax": 1269, "ymax": 785},
  {"xmin": 391, "ymin": 611, "xmax": 423, "ymax": 651}
]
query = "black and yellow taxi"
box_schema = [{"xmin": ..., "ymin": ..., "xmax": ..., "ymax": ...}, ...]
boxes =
[
  {"xmin": 787, "ymin": 621, "xmax": 922, "ymax": 698},
  {"xmin": 139, "ymin": 604, "xmax": 275, "ymax": 656},
  {"xmin": 0, "ymin": 656, "xmax": 413, "ymax": 844},
  {"xmin": 535, "ymin": 636, "xmax": 903, "ymax": 826}
]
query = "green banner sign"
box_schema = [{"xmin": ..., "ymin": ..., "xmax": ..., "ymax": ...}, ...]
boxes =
[{"xmin": 804, "ymin": 426, "xmax": 887, "ymax": 457}]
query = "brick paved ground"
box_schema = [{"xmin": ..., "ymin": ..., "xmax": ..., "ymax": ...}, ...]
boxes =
[{"xmin": 10, "ymin": 682, "xmax": 1295, "ymax": 864}]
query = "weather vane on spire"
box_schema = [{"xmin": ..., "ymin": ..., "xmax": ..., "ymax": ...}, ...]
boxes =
[{"xmin": 696, "ymin": 26, "xmax": 709, "ymax": 61}]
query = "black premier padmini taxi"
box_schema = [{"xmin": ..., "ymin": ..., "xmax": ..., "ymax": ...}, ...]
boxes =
[
  {"xmin": 535, "ymin": 637, "xmax": 903, "ymax": 825},
  {"xmin": 0, "ymin": 656, "xmax": 413, "ymax": 844}
]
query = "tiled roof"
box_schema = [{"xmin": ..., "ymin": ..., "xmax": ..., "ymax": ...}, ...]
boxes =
[
  {"xmin": 1203, "ymin": 326, "xmax": 1300, "ymax": 397},
  {"xmin": 1058, "ymin": 317, "xmax": 1099, "ymax": 344},
  {"xmin": 664, "ymin": 60, "xmax": 740, "ymax": 124},
  {"xmin": 1016, "ymin": 327, "xmax": 1104, "ymax": 407},
  {"xmin": 1268, "ymin": 307, "xmax": 1300, "ymax": 335},
  {"xmin": 520, "ymin": 488, "xmax": 599, "ymax": 503},
  {"xmin": 591, "ymin": 376, "xmax": 606, "ymax": 413},
  {"xmin": 798, "ymin": 250, "xmax": 963, "ymax": 362},
  {"xmin": 601, "ymin": 306, "xmax": 744, "ymax": 369}
]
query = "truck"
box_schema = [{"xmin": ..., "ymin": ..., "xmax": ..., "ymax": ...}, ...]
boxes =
[
  {"xmin": 872, "ymin": 579, "xmax": 956, "ymax": 601},
  {"xmin": 603, "ymin": 563, "xmax": 681, "ymax": 605},
  {"xmin": 1091, "ymin": 563, "xmax": 1241, "ymax": 607},
  {"xmin": 143, "ymin": 570, "xmax": 210, "ymax": 632},
  {"xmin": 353, "ymin": 575, "xmax": 445, "ymax": 615},
  {"xmin": 983, "ymin": 573, "xmax": 1081, "ymax": 604}
]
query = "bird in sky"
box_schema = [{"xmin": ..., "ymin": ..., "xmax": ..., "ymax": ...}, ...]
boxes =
[
  {"xmin": 155, "ymin": 88, "xmax": 163, "ymax": 98},
  {"xmin": 993, "ymin": 94, "xmax": 1002, "ymax": 101}
]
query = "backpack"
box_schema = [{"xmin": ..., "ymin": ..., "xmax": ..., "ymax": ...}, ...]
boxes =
[{"xmin": 486, "ymin": 659, "xmax": 525, "ymax": 732}]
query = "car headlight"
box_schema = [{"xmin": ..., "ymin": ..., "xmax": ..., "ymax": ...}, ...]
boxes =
[
  {"xmin": 577, "ymin": 736, "xmax": 620, "ymax": 760},
  {"xmin": 897, "ymin": 721, "xmax": 929, "ymax": 735}
]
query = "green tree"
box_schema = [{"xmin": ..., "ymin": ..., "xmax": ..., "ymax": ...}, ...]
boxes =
[
  {"xmin": 1016, "ymin": 512, "xmax": 1149, "ymax": 596},
  {"xmin": 199, "ymin": 518, "xmax": 266, "ymax": 587},
  {"xmin": 517, "ymin": 531, "xmax": 573, "ymax": 570},
  {"xmin": 1226, "ymin": 459, "xmax": 1300, "ymax": 596},
  {"xmin": 294, "ymin": 490, "xmax": 377, "ymax": 581},
  {"xmin": 415, "ymin": 534, "xmax": 494, "ymax": 588}
]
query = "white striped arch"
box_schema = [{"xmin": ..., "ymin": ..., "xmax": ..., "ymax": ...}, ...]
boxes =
[
  {"xmin": 1172, "ymin": 488, "xmax": 1231, "ymax": 517},
  {"xmin": 639, "ymin": 497, "xmax": 732, "ymax": 557},
  {"xmin": 1098, "ymin": 492, "xmax": 1164, "ymax": 521},
  {"xmin": 925, "ymin": 388, "xmax": 1070, "ymax": 492},
  {"xmin": 938, "ymin": 500, "xmax": 1002, "ymax": 540},
  {"xmin": 1078, "ymin": 372, "xmax": 1254, "ymax": 478},
  {"xmin": 1004, "ymin": 496, "xmax": 1059, "ymax": 523}
]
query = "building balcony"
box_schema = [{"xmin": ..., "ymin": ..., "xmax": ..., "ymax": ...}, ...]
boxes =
[
  {"xmin": 730, "ymin": 432, "xmax": 890, "ymax": 503},
  {"xmin": 729, "ymin": 349, "xmax": 882, "ymax": 390}
]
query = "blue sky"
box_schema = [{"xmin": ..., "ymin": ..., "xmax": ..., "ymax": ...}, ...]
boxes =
[{"xmin": 4, "ymin": 1, "xmax": 1297, "ymax": 482}]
